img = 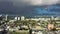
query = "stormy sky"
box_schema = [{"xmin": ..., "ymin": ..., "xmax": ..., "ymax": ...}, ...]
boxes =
[
  {"xmin": 0, "ymin": 0, "xmax": 60, "ymax": 16},
  {"xmin": 0, "ymin": 0, "xmax": 59, "ymax": 6}
]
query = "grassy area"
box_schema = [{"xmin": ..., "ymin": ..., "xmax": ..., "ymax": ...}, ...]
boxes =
[{"xmin": 9, "ymin": 31, "xmax": 29, "ymax": 34}]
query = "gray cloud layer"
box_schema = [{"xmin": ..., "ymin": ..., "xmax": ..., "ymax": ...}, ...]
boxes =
[
  {"xmin": 0, "ymin": 0, "xmax": 60, "ymax": 6},
  {"xmin": 11, "ymin": 0, "xmax": 60, "ymax": 6}
]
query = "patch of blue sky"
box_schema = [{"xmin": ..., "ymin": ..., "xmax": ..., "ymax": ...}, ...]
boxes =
[
  {"xmin": 34, "ymin": 8, "xmax": 57, "ymax": 14},
  {"xmin": 47, "ymin": 5, "xmax": 60, "ymax": 12}
]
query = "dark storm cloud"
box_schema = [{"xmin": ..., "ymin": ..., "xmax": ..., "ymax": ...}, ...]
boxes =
[
  {"xmin": 0, "ymin": 0, "xmax": 60, "ymax": 16},
  {"xmin": 0, "ymin": 0, "xmax": 60, "ymax": 6},
  {"xmin": 11, "ymin": 0, "xmax": 60, "ymax": 7}
]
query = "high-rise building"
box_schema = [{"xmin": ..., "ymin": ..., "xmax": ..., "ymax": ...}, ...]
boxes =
[
  {"xmin": 14, "ymin": 17, "xmax": 18, "ymax": 20},
  {"xmin": 5, "ymin": 15, "xmax": 8, "ymax": 21},
  {"xmin": 21, "ymin": 16, "xmax": 25, "ymax": 21},
  {"xmin": 14, "ymin": 17, "xmax": 20, "ymax": 21},
  {"xmin": 18, "ymin": 17, "xmax": 20, "ymax": 20},
  {"xmin": 51, "ymin": 16, "xmax": 54, "ymax": 20}
]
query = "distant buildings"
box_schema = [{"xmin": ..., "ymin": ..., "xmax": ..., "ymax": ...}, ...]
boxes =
[
  {"xmin": 0, "ymin": 15, "xmax": 60, "ymax": 22},
  {"xmin": 25, "ymin": 17, "xmax": 51, "ymax": 21},
  {"xmin": 13, "ymin": 16, "xmax": 60, "ymax": 21}
]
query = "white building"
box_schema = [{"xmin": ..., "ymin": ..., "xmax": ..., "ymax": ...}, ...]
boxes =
[
  {"xmin": 14, "ymin": 17, "xmax": 18, "ymax": 20},
  {"xmin": 5, "ymin": 15, "xmax": 8, "ymax": 21},
  {"xmin": 55, "ymin": 16, "xmax": 60, "ymax": 20},
  {"xmin": 14, "ymin": 17, "xmax": 20, "ymax": 21},
  {"xmin": 21, "ymin": 16, "xmax": 25, "ymax": 21},
  {"xmin": 51, "ymin": 16, "xmax": 55, "ymax": 20},
  {"xmin": 18, "ymin": 17, "xmax": 20, "ymax": 20}
]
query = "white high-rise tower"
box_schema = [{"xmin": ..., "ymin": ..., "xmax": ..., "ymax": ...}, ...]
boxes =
[
  {"xmin": 18, "ymin": 17, "xmax": 20, "ymax": 20},
  {"xmin": 21, "ymin": 16, "xmax": 25, "ymax": 21},
  {"xmin": 51, "ymin": 16, "xmax": 54, "ymax": 20},
  {"xmin": 14, "ymin": 17, "xmax": 20, "ymax": 21},
  {"xmin": 5, "ymin": 15, "xmax": 8, "ymax": 21}
]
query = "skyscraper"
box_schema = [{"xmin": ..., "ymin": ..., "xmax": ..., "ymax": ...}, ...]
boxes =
[
  {"xmin": 21, "ymin": 16, "xmax": 25, "ymax": 21},
  {"xmin": 5, "ymin": 15, "xmax": 8, "ymax": 21}
]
